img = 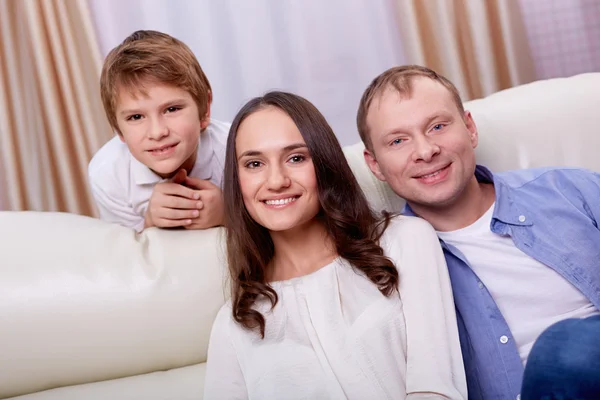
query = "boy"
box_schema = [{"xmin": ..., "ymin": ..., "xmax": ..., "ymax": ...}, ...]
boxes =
[{"xmin": 89, "ymin": 30, "xmax": 228, "ymax": 232}]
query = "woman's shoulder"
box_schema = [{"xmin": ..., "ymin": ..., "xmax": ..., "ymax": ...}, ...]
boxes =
[
  {"xmin": 383, "ymin": 214, "xmax": 438, "ymax": 239},
  {"xmin": 211, "ymin": 300, "xmax": 235, "ymax": 331},
  {"xmin": 212, "ymin": 298, "xmax": 273, "ymax": 332},
  {"xmin": 379, "ymin": 215, "xmax": 440, "ymax": 256}
]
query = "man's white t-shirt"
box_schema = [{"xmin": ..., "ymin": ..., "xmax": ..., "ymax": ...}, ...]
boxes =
[
  {"xmin": 88, "ymin": 119, "xmax": 230, "ymax": 232},
  {"xmin": 437, "ymin": 203, "xmax": 599, "ymax": 365}
]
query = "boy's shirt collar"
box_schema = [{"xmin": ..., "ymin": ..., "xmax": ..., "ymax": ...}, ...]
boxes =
[
  {"xmin": 188, "ymin": 127, "xmax": 214, "ymax": 182},
  {"xmin": 131, "ymin": 156, "xmax": 162, "ymax": 185}
]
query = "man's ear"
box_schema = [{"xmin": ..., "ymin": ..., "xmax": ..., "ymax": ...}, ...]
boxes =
[
  {"xmin": 464, "ymin": 110, "xmax": 478, "ymax": 148},
  {"xmin": 364, "ymin": 148, "xmax": 386, "ymax": 182},
  {"xmin": 200, "ymin": 91, "xmax": 213, "ymax": 130}
]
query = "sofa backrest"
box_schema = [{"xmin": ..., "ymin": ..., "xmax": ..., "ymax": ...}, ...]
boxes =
[
  {"xmin": 0, "ymin": 212, "xmax": 228, "ymax": 398},
  {"xmin": 344, "ymin": 72, "xmax": 600, "ymax": 212}
]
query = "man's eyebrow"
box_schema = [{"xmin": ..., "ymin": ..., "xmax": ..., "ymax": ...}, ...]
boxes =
[
  {"xmin": 382, "ymin": 113, "xmax": 451, "ymax": 136},
  {"xmin": 422, "ymin": 113, "xmax": 448, "ymax": 127}
]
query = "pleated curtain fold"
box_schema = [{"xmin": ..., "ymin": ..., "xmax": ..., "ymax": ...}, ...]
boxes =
[
  {"xmin": 394, "ymin": 0, "xmax": 536, "ymax": 100},
  {"xmin": 0, "ymin": 0, "xmax": 111, "ymax": 215}
]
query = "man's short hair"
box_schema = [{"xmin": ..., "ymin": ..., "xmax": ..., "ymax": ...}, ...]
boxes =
[
  {"xmin": 100, "ymin": 30, "xmax": 212, "ymax": 134},
  {"xmin": 356, "ymin": 65, "xmax": 464, "ymax": 152}
]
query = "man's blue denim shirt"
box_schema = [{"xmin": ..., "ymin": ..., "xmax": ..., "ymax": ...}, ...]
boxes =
[{"xmin": 404, "ymin": 165, "xmax": 600, "ymax": 400}]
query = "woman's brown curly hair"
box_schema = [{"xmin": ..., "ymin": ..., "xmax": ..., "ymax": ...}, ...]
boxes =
[{"xmin": 223, "ymin": 91, "xmax": 399, "ymax": 338}]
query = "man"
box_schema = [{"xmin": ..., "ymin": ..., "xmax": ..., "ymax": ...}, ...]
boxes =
[{"xmin": 356, "ymin": 65, "xmax": 600, "ymax": 399}]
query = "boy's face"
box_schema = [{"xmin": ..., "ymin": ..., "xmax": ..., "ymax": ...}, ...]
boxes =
[
  {"xmin": 363, "ymin": 77, "xmax": 478, "ymax": 211},
  {"xmin": 115, "ymin": 83, "xmax": 209, "ymax": 178}
]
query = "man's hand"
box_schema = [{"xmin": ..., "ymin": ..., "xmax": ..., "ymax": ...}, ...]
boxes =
[
  {"xmin": 143, "ymin": 170, "xmax": 203, "ymax": 229},
  {"xmin": 181, "ymin": 175, "xmax": 225, "ymax": 230}
]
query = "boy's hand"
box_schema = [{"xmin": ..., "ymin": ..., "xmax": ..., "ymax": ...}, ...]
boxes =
[
  {"xmin": 181, "ymin": 176, "xmax": 225, "ymax": 230},
  {"xmin": 144, "ymin": 170, "xmax": 203, "ymax": 229}
]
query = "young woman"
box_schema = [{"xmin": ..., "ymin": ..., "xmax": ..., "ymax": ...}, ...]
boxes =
[{"xmin": 204, "ymin": 91, "xmax": 467, "ymax": 399}]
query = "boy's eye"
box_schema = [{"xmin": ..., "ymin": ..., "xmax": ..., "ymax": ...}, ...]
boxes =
[
  {"xmin": 432, "ymin": 123, "xmax": 445, "ymax": 131},
  {"xmin": 244, "ymin": 160, "xmax": 263, "ymax": 169},
  {"xmin": 166, "ymin": 106, "xmax": 182, "ymax": 113},
  {"xmin": 391, "ymin": 138, "xmax": 404, "ymax": 146},
  {"xmin": 127, "ymin": 114, "xmax": 143, "ymax": 121}
]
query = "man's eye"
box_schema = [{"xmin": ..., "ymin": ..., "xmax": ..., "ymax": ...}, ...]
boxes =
[
  {"xmin": 391, "ymin": 138, "xmax": 404, "ymax": 146},
  {"xmin": 432, "ymin": 124, "xmax": 445, "ymax": 131},
  {"xmin": 127, "ymin": 114, "xmax": 143, "ymax": 121}
]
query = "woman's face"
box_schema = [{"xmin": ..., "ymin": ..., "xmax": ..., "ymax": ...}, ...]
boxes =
[{"xmin": 235, "ymin": 106, "xmax": 320, "ymax": 233}]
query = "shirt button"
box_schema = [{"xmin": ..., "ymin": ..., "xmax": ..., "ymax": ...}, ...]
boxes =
[
  {"xmin": 518, "ymin": 215, "xmax": 526, "ymax": 222},
  {"xmin": 500, "ymin": 335, "xmax": 509, "ymax": 344},
  {"xmin": 478, "ymin": 282, "xmax": 484, "ymax": 289}
]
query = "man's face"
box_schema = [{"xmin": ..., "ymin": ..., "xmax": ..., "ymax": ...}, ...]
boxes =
[{"xmin": 364, "ymin": 77, "xmax": 478, "ymax": 211}]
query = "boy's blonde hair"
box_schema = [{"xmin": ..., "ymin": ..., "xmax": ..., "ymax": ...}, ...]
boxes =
[
  {"xmin": 356, "ymin": 65, "xmax": 464, "ymax": 152},
  {"xmin": 100, "ymin": 30, "xmax": 212, "ymax": 134}
]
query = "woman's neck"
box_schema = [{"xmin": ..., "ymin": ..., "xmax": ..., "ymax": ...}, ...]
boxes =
[{"xmin": 268, "ymin": 218, "xmax": 337, "ymax": 282}]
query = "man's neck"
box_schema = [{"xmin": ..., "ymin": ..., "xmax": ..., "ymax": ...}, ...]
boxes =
[{"xmin": 410, "ymin": 179, "xmax": 496, "ymax": 232}]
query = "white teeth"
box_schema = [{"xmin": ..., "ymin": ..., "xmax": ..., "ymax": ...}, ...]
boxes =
[
  {"xmin": 265, "ymin": 197, "xmax": 297, "ymax": 205},
  {"xmin": 422, "ymin": 170, "xmax": 441, "ymax": 178},
  {"xmin": 151, "ymin": 145, "xmax": 174, "ymax": 154}
]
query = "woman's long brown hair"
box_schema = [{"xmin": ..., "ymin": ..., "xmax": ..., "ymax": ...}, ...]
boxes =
[{"xmin": 223, "ymin": 91, "xmax": 399, "ymax": 338}]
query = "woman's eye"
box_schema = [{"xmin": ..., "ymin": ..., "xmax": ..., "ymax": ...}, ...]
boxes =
[
  {"xmin": 289, "ymin": 155, "xmax": 305, "ymax": 163},
  {"xmin": 245, "ymin": 161, "xmax": 263, "ymax": 169},
  {"xmin": 127, "ymin": 114, "xmax": 143, "ymax": 121}
]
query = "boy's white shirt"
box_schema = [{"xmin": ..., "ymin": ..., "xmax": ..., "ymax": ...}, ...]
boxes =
[{"xmin": 88, "ymin": 119, "xmax": 230, "ymax": 232}]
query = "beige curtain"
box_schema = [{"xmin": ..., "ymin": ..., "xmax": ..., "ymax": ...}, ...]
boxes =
[
  {"xmin": 0, "ymin": 0, "xmax": 112, "ymax": 216},
  {"xmin": 394, "ymin": 0, "xmax": 536, "ymax": 100}
]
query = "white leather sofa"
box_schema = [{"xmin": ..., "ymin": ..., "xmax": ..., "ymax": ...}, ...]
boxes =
[{"xmin": 1, "ymin": 73, "xmax": 599, "ymax": 400}]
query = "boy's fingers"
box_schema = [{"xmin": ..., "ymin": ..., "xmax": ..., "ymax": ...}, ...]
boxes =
[
  {"xmin": 160, "ymin": 183, "xmax": 201, "ymax": 199},
  {"xmin": 165, "ymin": 196, "xmax": 203, "ymax": 210},
  {"xmin": 183, "ymin": 177, "xmax": 218, "ymax": 191},
  {"xmin": 171, "ymin": 169, "xmax": 188, "ymax": 185},
  {"xmin": 161, "ymin": 208, "xmax": 200, "ymax": 220},
  {"xmin": 155, "ymin": 218, "xmax": 193, "ymax": 228},
  {"xmin": 184, "ymin": 220, "xmax": 210, "ymax": 230}
]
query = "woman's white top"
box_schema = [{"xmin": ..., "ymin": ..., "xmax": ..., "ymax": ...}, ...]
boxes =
[{"xmin": 204, "ymin": 216, "xmax": 467, "ymax": 399}]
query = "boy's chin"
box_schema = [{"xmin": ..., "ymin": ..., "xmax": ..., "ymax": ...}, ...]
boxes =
[
  {"xmin": 149, "ymin": 164, "xmax": 180, "ymax": 179},
  {"xmin": 146, "ymin": 154, "xmax": 192, "ymax": 179}
]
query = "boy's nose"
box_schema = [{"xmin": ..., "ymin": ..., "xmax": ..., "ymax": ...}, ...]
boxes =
[{"xmin": 148, "ymin": 118, "xmax": 169, "ymax": 141}]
